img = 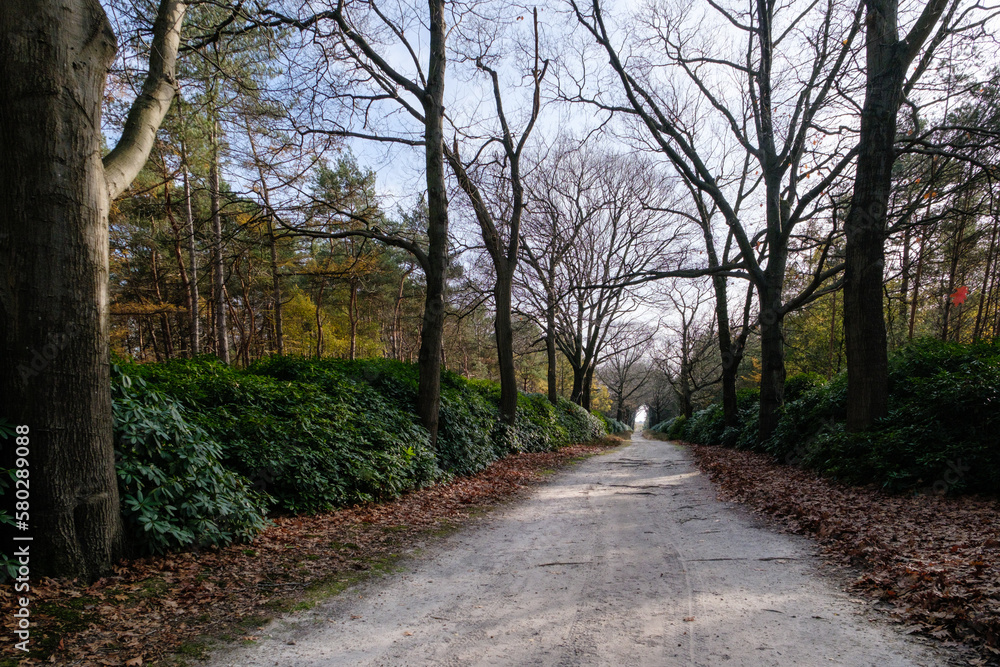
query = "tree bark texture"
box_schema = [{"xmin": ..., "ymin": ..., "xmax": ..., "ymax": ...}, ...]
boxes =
[
  {"xmin": 757, "ymin": 269, "xmax": 787, "ymax": 440},
  {"xmin": 545, "ymin": 292, "xmax": 558, "ymax": 404},
  {"xmin": 493, "ymin": 266, "xmax": 518, "ymax": 425},
  {"xmin": 183, "ymin": 168, "xmax": 200, "ymax": 355},
  {"xmin": 0, "ymin": 0, "xmax": 185, "ymax": 578},
  {"xmin": 267, "ymin": 218, "xmax": 284, "ymax": 355},
  {"xmin": 844, "ymin": 0, "xmax": 905, "ymax": 431},
  {"xmin": 0, "ymin": 0, "xmax": 124, "ymax": 579}
]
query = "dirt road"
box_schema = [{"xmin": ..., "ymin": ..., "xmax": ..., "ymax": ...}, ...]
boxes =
[{"xmin": 206, "ymin": 434, "xmax": 953, "ymax": 666}]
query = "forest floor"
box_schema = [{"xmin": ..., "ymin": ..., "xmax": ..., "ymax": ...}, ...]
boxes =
[
  {"xmin": 684, "ymin": 439, "xmax": 1000, "ymax": 665},
  {"xmin": 0, "ymin": 439, "xmax": 623, "ymax": 666}
]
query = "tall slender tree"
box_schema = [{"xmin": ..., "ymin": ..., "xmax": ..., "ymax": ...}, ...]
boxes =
[
  {"xmin": 445, "ymin": 8, "xmax": 548, "ymax": 426},
  {"xmin": 257, "ymin": 0, "xmax": 450, "ymax": 446}
]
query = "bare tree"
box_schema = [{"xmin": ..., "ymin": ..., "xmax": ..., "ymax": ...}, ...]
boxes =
[
  {"xmin": 518, "ymin": 140, "xmax": 596, "ymax": 404},
  {"xmin": 655, "ymin": 281, "xmax": 722, "ymax": 420},
  {"xmin": 643, "ymin": 371, "xmax": 678, "ymax": 427},
  {"xmin": 597, "ymin": 323, "xmax": 655, "ymax": 424},
  {"xmin": 255, "ymin": 0, "xmax": 451, "ymax": 446},
  {"xmin": 549, "ymin": 151, "xmax": 682, "ymax": 409},
  {"xmin": 569, "ymin": 0, "xmax": 861, "ymax": 438},
  {"xmin": 444, "ymin": 8, "xmax": 548, "ymax": 426}
]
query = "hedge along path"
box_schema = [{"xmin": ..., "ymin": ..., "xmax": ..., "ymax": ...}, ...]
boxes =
[
  {"xmin": 0, "ymin": 439, "xmax": 622, "ymax": 666},
  {"xmin": 204, "ymin": 434, "xmax": 954, "ymax": 667}
]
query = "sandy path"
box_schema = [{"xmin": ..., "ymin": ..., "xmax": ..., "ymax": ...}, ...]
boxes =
[{"xmin": 206, "ymin": 434, "xmax": 953, "ymax": 666}]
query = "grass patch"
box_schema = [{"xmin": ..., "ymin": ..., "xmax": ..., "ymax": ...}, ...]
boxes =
[
  {"xmin": 172, "ymin": 639, "xmax": 213, "ymax": 661},
  {"xmin": 382, "ymin": 525, "xmax": 410, "ymax": 533},
  {"xmin": 427, "ymin": 519, "xmax": 461, "ymax": 538},
  {"xmin": 330, "ymin": 541, "xmax": 361, "ymax": 551}
]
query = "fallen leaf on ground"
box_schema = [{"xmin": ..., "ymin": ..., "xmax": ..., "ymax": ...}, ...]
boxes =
[{"xmin": 688, "ymin": 443, "xmax": 999, "ymax": 665}]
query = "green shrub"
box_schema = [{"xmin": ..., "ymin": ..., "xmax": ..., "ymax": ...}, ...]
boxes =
[
  {"xmin": 783, "ymin": 372, "xmax": 826, "ymax": 402},
  {"xmin": 667, "ymin": 415, "xmax": 688, "ymax": 438},
  {"xmin": 554, "ymin": 397, "xmax": 606, "ymax": 443},
  {"xmin": 436, "ymin": 373, "xmax": 498, "ymax": 474},
  {"xmin": 594, "ymin": 412, "xmax": 630, "ymax": 434},
  {"xmin": 123, "ymin": 356, "xmax": 610, "ymax": 514},
  {"xmin": 649, "ymin": 415, "xmax": 687, "ymax": 439},
  {"xmin": 112, "ymin": 367, "xmax": 269, "ymax": 553},
  {"xmin": 684, "ymin": 404, "xmax": 727, "ymax": 445},
  {"xmin": 764, "ymin": 373, "xmax": 846, "ymax": 462},
  {"xmin": 125, "ymin": 357, "xmax": 439, "ymax": 513},
  {"xmin": 768, "ymin": 338, "xmax": 1000, "ymax": 494},
  {"xmin": 652, "ymin": 340, "xmax": 999, "ymax": 495}
]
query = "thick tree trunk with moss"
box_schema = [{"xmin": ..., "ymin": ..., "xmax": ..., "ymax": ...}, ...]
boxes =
[{"xmin": 0, "ymin": 0, "xmax": 185, "ymax": 579}]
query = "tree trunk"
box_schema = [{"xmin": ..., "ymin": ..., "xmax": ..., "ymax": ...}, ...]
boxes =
[
  {"xmin": 843, "ymin": 25, "xmax": 904, "ymax": 430},
  {"xmin": 570, "ymin": 362, "xmax": 585, "ymax": 405},
  {"xmin": 210, "ymin": 125, "xmax": 229, "ymax": 364},
  {"xmin": 494, "ymin": 265, "xmax": 517, "ymax": 425},
  {"xmin": 315, "ymin": 279, "xmax": 326, "ymax": 358},
  {"xmin": 711, "ymin": 274, "xmax": 739, "ymax": 427},
  {"xmin": 975, "ymin": 216, "xmax": 1000, "ymax": 340},
  {"xmin": 675, "ymin": 353, "xmax": 693, "ymax": 420},
  {"xmin": 267, "ymin": 217, "xmax": 284, "ymax": 355},
  {"xmin": 757, "ymin": 273, "xmax": 787, "ymax": 440},
  {"xmin": 163, "ymin": 182, "xmax": 193, "ymax": 356},
  {"xmin": 1, "ymin": 0, "xmax": 140, "ymax": 579},
  {"xmin": 696, "ymin": 196, "xmax": 739, "ymax": 426},
  {"xmin": 392, "ymin": 270, "xmax": 410, "ymax": 360},
  {"xmin": 581, "ymin": 364, "xmax": 595, "ymax": 411},
  {"xmin": 545, "ymin": 291, "xmax": 558, "ymax": 404},
  {"xmin": 415, "ymin": 0, "xmax": 449, "ymax": 449},
  {"xmin": 150, "ymin": 248, "xmax": 174, "ymax": 359},
  {"xmin": 899, "ymin": 225, "xmax": 911, "ymax": 343},
  {"xmin": 908, "ymin": 231, "xmax": 926, "ymax": 340},
  {"xmin": 843, "ymin": 0, "xmax": 949, "ymax": 429},
  {"xmin": 679, "ymin": 383, "xmax": 693, "ymax": 420},
  {"xmin": 183, "ymin": 168, "xmax": 200, "ymax": 355},
  {"xmin": 349, "ymin": 277, "xmax": 359, "ymax": 361},
  {"xmin": 942, "ymin": 214, "xmax": 967, "ymax": 340}
]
